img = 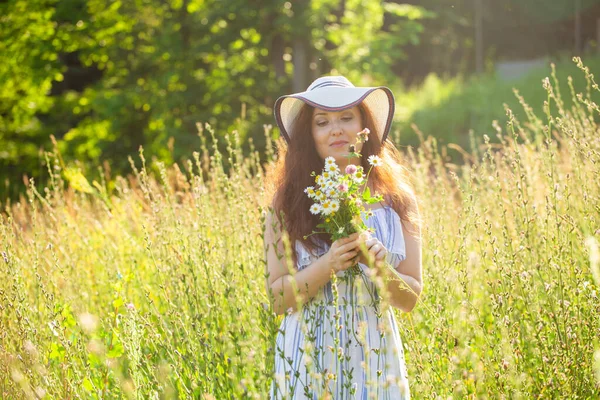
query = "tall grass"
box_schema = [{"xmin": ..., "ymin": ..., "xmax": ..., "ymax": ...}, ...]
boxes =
[{"xmin": 1, "ymin": 58, "xmax": 600, "ymax": 398}]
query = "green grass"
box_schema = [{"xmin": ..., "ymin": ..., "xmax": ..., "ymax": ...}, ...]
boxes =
[
  {"xmin": 393, "ymin": 53, "xmax": 600, "ymax": 153},
  {"xmin": 1, "ymin": 59, "xmax": 600, "ymax": 398}
]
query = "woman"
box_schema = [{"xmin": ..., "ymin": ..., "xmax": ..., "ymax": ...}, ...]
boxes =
[{"xmin": 264, "ymin": 76, "xmax": 423, "ymax": 399}]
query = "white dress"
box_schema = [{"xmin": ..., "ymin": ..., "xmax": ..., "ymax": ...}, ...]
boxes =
[{"xmin": 269, "ymin": 206, "xmax": 411, "ymax": 399}]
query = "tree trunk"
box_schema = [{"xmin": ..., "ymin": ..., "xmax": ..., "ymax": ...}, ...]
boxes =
[
  {"xmin": 293, "ymin": 37, "xmax": 309, "ymax": 92},
  {"xmin": 271, "ymin": 34, "xmax": 286, "ymax": 79},
  {"xmin": 474, "ymin": 0, "xmax": 483, "ymax": 74},
  {"xmin": 575, "ymin": 0, "xmax": 582, "ymax": 54},
  {"xmin": 597, "ymin": 18, "xmax": 600, "ymax": 55}
]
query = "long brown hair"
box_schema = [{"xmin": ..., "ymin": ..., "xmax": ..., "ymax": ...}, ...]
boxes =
[{"xmin": 265, "ymin": 102, "xmax": 420, "ymax": 264}]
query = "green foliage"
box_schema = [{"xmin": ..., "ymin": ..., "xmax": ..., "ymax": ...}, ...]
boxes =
[
  {"xmin": 0, "ymin": 0, "xmax": 428, "ymax": 201},
  {"xmin": 311, "ymin": 1, "xmax": 430, "ymax": 85},
  {"xmin": 394, "ymin": 54, "xmax": 600, "ymax": 153},
  {"xmin": 0, "ymin": 0, "xmax": 65, "ymax": 188}
]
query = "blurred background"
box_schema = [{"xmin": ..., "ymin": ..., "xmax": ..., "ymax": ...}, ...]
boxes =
[{"xmin": 2, "ymin": 0, "xmax": 600, "ymax": 200}]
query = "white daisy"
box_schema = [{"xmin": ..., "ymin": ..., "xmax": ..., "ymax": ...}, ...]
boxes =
[
  {"xmin": 326, "ymin": 163, "xmax": 340, "ymax": 174},
  {"xmin": 353, "ymin": 169, "xmax": 365, "ymax": 183},
  {"xmin": 315, "ymin": 175, "xmax": 325, "ymax": 186},
  {"xmin": 304, "ymin": 186, "xmax": 315, "ymax": 195},
  {"xmin": 326, "ymin": 188, "xmax": 337, "ymax": 198},
  {"xmin": 309, "ymin": 204, "xmax": 322, "ymax": 215},
  {"xmin": 325, "ymin": 156, "xmax": 337, "ymax": 166},
  {"xmin": 322, "ymin": 179, "xmax": 336, "ymax": 190},
  {"xmin": 368, "ymin": 155, "xmax": 382, "ymax": 167},
  {"xmin": 321, "ymin": 200, "xmax": 332, "ymax": 215},
  {"xmin": 321, "ymin": 174, "xmax": 335, "ymax": 189},
  {"xmin": 330, "ymin": 200, "xmax": 340, "ymax": 213}
]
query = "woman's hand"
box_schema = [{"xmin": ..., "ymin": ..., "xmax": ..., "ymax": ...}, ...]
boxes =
[
  {"xmin": 324, "ymin": 232, "xmax": 361, "ymax": 273},
  {"xmin": 358, "ymin": 232, "xmax": 388, "ymax": 267}
]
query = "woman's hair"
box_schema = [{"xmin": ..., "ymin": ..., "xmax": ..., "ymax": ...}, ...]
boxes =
[{"xmin": 264, "ymin": 102, "xmax": 421, "ymax": 264}]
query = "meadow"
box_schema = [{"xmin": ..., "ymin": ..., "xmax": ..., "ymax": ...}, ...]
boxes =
[{"xmin": 1, "ymin": 58, "xmax": 600, "ymax": 399}]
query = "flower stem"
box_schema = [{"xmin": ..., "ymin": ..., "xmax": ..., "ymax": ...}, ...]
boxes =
[{"xmin": 361, "ymin": 166, "xmax": 374, "ymax": 197}]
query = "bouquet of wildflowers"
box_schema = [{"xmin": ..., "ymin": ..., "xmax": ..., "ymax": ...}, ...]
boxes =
[{"xmin": 303, "ymin": 128, "xmax": 384, "ymax": 276}]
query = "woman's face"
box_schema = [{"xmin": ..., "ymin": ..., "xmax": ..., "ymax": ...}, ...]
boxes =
[{"xmin": 311, "ymin": 106, "xmax": 363, "ymax": 169}]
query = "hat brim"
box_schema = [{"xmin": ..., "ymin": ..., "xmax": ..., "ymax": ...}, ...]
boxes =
[{"xmin": 274, "ymin": 86, "xmax": 395, "ymax": 144}]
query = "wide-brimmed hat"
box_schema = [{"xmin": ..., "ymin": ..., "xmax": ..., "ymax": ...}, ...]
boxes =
[{"xmin": 274, "ymin": 75, "xmax": 395, "ymax": 143}]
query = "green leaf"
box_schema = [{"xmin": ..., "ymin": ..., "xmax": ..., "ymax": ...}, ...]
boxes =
[
  {"xmin": 49, "ymin": 342, "xmax": 65, "ymax": 362},
  {"xmin": 362, "ymin": 187, "xmax": 371, "ymax": 201},
  {"xmin": 112, "ymin": 297, "xmax": 124, "ymax": 309},
  {"xmin": 107, "ymin": 337, "xmax": 124, "ymax": 359},
  {"xmin": 383, "ymin": 3, "xmax": 435, "ymax": 20},
  {"xmin": 64, "ymin": 167, "xmax": 94, "ymax": 194},
  {"xmin": 83, "ymin": 377, "xmax": 94, "ymax": 392}
]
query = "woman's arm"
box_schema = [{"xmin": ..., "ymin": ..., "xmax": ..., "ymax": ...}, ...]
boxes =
[
  {"xmin": 264, "ymin": 210, "xmax": 334, "ymax": 315},
  {"xmin": 373, "ymin": 196, "xmax": 423, "ymax": 313}
]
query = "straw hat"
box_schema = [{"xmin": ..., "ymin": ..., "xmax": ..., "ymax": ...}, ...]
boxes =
[{"xmin": 274, "ymin": 76, "xmax": 395, "ymax": 143}]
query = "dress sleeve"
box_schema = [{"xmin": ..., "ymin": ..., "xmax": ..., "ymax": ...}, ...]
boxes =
[
  {"xmin": 295, "ymin": 240, "xmax": 328, "ymax": 270},
  {"xmin": 295, "ymin": 241, "xmax": 313, "ymax": 270},
  {"xmin": 385, "ymin": 208, "xmax": 407, "ymax": 268}
]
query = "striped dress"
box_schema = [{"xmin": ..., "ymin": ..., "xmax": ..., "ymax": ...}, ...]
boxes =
[{"xmin": 269, "ymin": 206, "xmax": 411, "ymax": 399}]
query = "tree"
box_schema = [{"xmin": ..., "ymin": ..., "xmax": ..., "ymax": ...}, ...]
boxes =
[{"xmin": 0, "ymin": 0, "xmax": 429, "ymax": 200}]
